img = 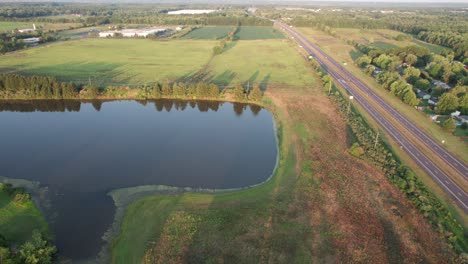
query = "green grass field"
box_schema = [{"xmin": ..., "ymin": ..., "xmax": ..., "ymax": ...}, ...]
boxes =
[
  {"xmin": 0, "ymin": 38, "xmax": 312, "ymax": 88},
  {"xmin": 0, "ymin": 21, "xmax": 80, "ymax": 32},
  {"xmin": 0, "ymin": 39, "xmax": 216, "ymax": 86},
  {"xmin": 208, "ymin": 40, "xmax": 313, "ymax": 87},
  {"xmin": 234, "ymin": 26, "xmax": 284, "ymax": 40},
  {"xmin": 0, "ymin": 22, "xmax": 41, "ymax": 32},
  {"xmin": 182, "ymin": 26, "xmax": 285, "ymax": 40},
  {"xmin": 0, "ymin": 185, "xmax": 49, "ymax": 245},
  {"xmin": 334, "ymin": 28, "xmax": 448, "ymax": 53},
  {"xmin": 182, "ymin": 26, "xmax": 234, "ymax": 40}
]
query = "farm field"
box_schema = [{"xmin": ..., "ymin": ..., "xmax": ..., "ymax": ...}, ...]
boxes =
[
  {"xmin": 57, "ymin": 26, "xmax": 108, "ymax": 40},
  {"xmin": 182, "ymin": 26, "xmax": 234, "ymax": 39},
  {"xmin": 0, "ymin": 39, "xmax": 216, "ymax": 86},
  {"xmin": 183, "ymin": 26, "xmax": 285, "ymax": 40},
  {"xmin": 0, "ymin": 22, "xmax": 40, "ymax": 32},
  {"xmin": 0, "ymin": 21, "xmax": 81, "ymax": 32},
  {"xmin": 208, "ymin": 40, "xmax": 313, "ymax": 87},
  {"xmin": 0, "ymin": 38, "xmax": 312, "ymax": 88},
  {"xmin": 333, "ymin": 28, "xmax": 448, "ymax": 53},
  {"xmin": 234, "ymin": 26, "xmax": 284, "ymax": 40}
]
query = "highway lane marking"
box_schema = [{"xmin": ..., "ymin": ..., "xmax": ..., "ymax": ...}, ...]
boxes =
[
  {"xmin": 303, "ymin": 34, "xmax": 468, "ymax": 173},
  {"xmin": 281, "ymin": 24, "xmax": 468, "ymax": 190}
]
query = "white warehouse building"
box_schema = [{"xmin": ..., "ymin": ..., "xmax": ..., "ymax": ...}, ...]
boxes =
[{"xmin": 99, "ymin": 27, "xmax": 167, "ymax": 38}]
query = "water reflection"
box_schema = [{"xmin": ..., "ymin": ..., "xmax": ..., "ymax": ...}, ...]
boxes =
[
  {"xmin": 0, "ymin": 99, "xmax": 272, "ymax": 261},
  {"xmin": 0, "ymin": 100, "xmax": 261, "ymax": 115}
]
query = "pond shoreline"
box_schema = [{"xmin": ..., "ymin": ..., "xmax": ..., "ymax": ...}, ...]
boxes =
[{"xmin": 0, "ymin": 98, "xmax": 278, "ymax": 262}]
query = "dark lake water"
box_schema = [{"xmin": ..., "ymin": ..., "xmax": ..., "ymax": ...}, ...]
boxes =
[{"xmin": 0, "ymin": 99, "xmax": 277, "ymax": 261}]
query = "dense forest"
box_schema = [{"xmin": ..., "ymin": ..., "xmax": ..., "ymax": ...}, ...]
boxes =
[{"xmin": 0, "ymin": 3, "xmax": 272, "ymax": 26}]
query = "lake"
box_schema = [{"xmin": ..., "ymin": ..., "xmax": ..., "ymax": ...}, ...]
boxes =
[{"xmin": 0, "ymin": 99, "xmax": 278, "ymax": 261}]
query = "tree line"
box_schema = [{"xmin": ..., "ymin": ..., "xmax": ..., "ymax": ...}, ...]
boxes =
[
  {"xmin": 0, "ymin": 74, "xmax": 263, "ymax": 103},
  {"xmin": 0, "ymin": 74, "xmax": 78, "ymax": 99},
  {"xmin": 213, "ymin": 24, "xmax": 238, "ymax": 55}
]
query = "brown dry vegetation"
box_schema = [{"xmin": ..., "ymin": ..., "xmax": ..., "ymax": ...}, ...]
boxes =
[
  {"xmin": 130, "ymin": 81, "xmax": 454, "ymax": 263},
  {"xmin": 266, "ymin": 84, "xmax": 452, "ymax": 262}
]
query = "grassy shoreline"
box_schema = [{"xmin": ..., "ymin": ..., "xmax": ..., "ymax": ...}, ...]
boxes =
[{"xmin": 1, "ymin": 33, "xmax": 460, "ymax": 262}]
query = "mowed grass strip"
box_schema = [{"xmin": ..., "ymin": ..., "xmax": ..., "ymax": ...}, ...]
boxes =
[
  {"xmin": 182, "ymin": 26, "xmax": 234, "ymax": 40},
  {"xmin": 208, "ymin": 40, "xmax": 314, "ymax": 87},
  {"xmin": 0, "ymin": 38, "xmax": 216, "ymax": 86}
]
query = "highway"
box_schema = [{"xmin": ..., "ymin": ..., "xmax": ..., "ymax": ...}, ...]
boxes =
[{"xmin": 275, "ymin": 22, "xmax": 468, "ymax": 213}]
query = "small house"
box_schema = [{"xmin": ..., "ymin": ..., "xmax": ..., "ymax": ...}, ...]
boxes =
[
  {"xmin": 417, "ymin": 91, "xmax": 430, "ymax": 100},
  {"xmin": 456, "ymin": 115, "xmax": 468, "ymax": 124},
  {"xmin": 428, "ymin": 97, "xmax": 439, "ymax": 105},
  {"xmin": 432, "ymin": 80, "xmax": 451, "ymax": 90}
]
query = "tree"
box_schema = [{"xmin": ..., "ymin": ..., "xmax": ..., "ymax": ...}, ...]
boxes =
[
  {"xmin": 402, "ymin": 88, "xmax": 419, "ymax": 106},
  {"xmin": 233, "ymin": 85, "xmax": 245, "ymax": 101},
  {"xmin": 376, "ymin": 72, "xmax": 400, "ymax": 90},
  {"xmin": 414, "ymin": 79, "xmax": 430, "ymax": 90},
  {"xmin": 403, "ymin": 67, "xmax": 420, "ymax": 81},
  {"xmin": 374, "ymin": 54, "xmax": 393, "ymax": 70},
  {"xmin": 19, "ymin": 230, "xmax": 56, "ymax": 264},
  {"xmin": 152, "ymin": 83, "xmax": 161, "ymax": 99},
  {"xmin": 213, "ymin": 45, "xmax": 222, "ymax": 55},
  {"xmin": 196, "ymin": 82, "xmax": 209, "ymax": 98},
  {"xmin": 0, "ymin": 247, "xmax": 14, "ymax": 264},
  {"xmin": 356, "ymin": 55, "xmax": 372, "ymax": 67},
  {"xmin": 172, "ymin": 83, "xmax": 185, "ymax": 98},
  {"xmin": 161, "ymin": 82, "xmax": 172, "ymax": 97},
  {"xmin": 208, "ymin": 84, "xmax": 219, "ymax": 98},
  {"xmin": 249, "ymin": 84, "xmax": 262, "ymax": 102},
  {"xmin": 404, "ymin": 54, "xmax": 418, "ymax": 65},
  {"xmin": 426, "ymin": 62, "xmax": 443, "ymax": 79},
  {"xmin": 459, "ymin": 94, "xmax": 468, "ymax": 115},
  {"xmin": 187, "ymin": 84, "xmax": 196, "ymax": 98},
  {"xmin": 437, "ymin": 93, "xmax": 459, "ymax": 114},
  {"xmin": 441, "ymin": 118, "xmax": 456, "ymax": 132},
  {"xmin": 83, "ymin": 85, "xmax": 98, "ymax": 99}
]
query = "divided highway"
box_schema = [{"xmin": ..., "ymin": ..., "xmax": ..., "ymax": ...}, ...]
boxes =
[{"xmin": 275, "ymin": 22, "xmax": 468, "ymax": 212}]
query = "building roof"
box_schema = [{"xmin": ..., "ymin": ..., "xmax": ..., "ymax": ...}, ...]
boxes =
[{"xmin": 417, "ymin": 91, "xmax": 428, "ymax": 98}]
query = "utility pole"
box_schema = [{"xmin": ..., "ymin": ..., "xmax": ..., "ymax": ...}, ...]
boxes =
[
  {"xmin": 374, "ymin": 130, "xmax": 379, "ymax": 148},
  {"xmin": 88, "ymin": 76, "xmax": 92, "ymax": 86}
]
